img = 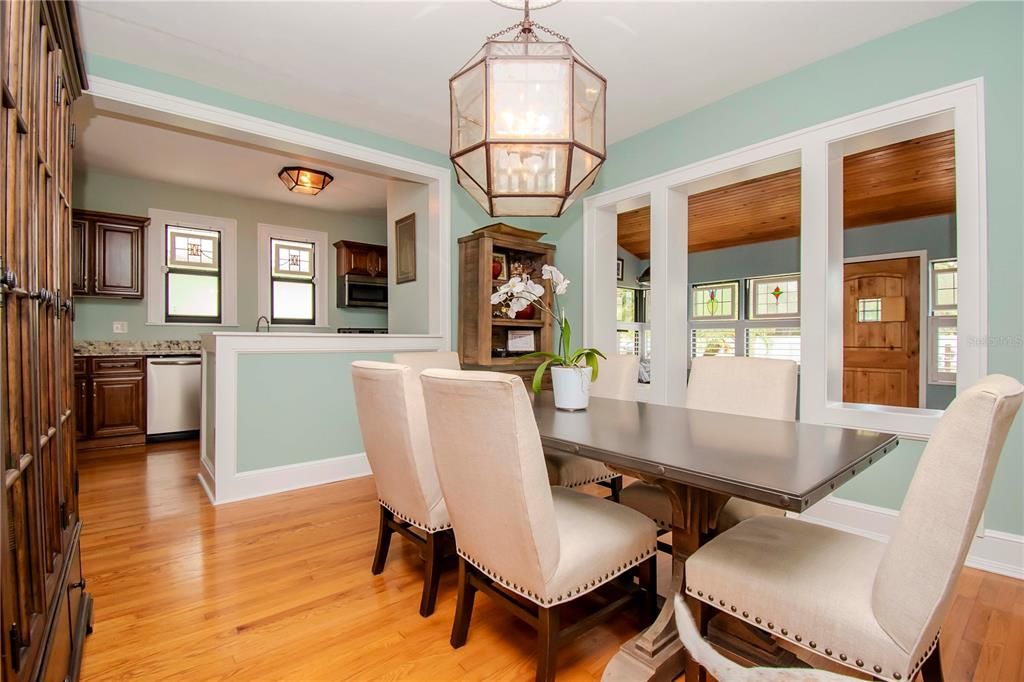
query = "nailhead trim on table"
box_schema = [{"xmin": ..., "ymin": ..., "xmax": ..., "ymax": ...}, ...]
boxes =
[
  {"xmin": 459, "ymin": 545, "xmax": 656, "ymax": 607},
  {"xmin": 683, "ymin": 584, "xmax": 941, "ymax": 681},
  {"xmin": 379, "ymin": 500, "xmax": 452, "ymax": 533}
]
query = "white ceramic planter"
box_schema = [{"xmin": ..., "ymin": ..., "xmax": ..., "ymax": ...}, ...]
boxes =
[{"xmin": 551, "ymin": 366, "xmax": 593, "ymax": 411}]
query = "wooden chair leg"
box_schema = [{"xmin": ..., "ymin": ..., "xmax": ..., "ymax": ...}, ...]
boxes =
[
  {"xmin": 607, "ymin": 475, "xmax": 623, "ymax": 503},
  {"xmin": 638, "ymin": 555, "xmax": 658, "ymax": 621},
  {"xmin": 419, "ymin": 531, "xmax": 443, "ymax": 617},
  {"xmin": 450, "ymin": 557, "xmax": 477, "ymax": 648},
  {"xmin": 919, "ymin": 639, "xmax": 944, "ymax": 682},
  {"xmin": 371, "ymin": 505, "xmax": 394, "ymax": 575},
  {"xmin": 536, "ymin": 604, "xmax": 561, "ymax": 682},
  {"xmin": 684, "ymin": 595, "xmax": 712, "ymax": 682}
]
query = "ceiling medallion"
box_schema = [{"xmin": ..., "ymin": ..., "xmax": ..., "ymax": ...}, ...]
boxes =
[
  {"xmin": 449, "ymin": 0, "xmax": 606, "ymax": 218},
  {"xmin": 278, "ymin": 166, "xmax": 334, "ymax": 195}
]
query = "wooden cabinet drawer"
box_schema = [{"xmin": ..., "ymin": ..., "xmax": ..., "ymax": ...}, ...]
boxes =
[
  {"xmin": 90, "ymin": 356, "xmax": 144, "ymax": 375},
  {"xmin": 73, "ymin": 356, "xmax": 87, "ymax": 375}
]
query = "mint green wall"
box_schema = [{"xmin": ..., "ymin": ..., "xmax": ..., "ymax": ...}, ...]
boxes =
[
  {"xmin": 83, "ymin": 1, "xmax": 1023, "ymax": 533},
  {"xmin": 551, "ymin": 2, "xmax": 1023, "ymax": 533},
  {"xmin": 235, "ymin": 352, "xmax": 393, "ymax": 471},
  {"xmin": 72, "ymin": 169, "xmax": 388, "ymax": 339}
]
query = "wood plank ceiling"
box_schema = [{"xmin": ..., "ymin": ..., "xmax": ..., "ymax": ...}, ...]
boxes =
[{"xmin": 617, "ymin": 130, "xmax": 956, "ymax": 258}]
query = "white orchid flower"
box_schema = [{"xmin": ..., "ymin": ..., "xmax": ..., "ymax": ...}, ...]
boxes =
[
  {"xmin": 490, "ymin": 290, "xmax": 506, "ymax": 305},
  {"xmin": 542, "ymin": 264, "xmax": 570, "ymax": 295},
  {"xmin": 525, "ymin": 279, "xmax": 545, "ymax": 299},
  {"xmin": 507, "ymin": 297, "xmax": 529, "ymax": 318}
]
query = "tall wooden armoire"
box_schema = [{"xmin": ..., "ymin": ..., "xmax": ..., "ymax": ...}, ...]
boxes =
[{"xmin": 1, "ymin": 2, "xmax": 90, "ymax": 680}]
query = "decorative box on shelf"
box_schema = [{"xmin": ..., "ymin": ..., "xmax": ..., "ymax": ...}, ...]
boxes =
[{"xmin": 457, "ymin": 224, "xmax": 556, "ymax": 388}]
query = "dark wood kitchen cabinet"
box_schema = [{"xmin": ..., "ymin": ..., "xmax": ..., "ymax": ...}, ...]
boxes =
[
  {"xmin": 335, "ymin": 239, "xmax": 387, "ymax": 277},
  {"xmin": 75, "ymin": 356, "xmax": 147, "ymax": 450},
  {"xmin": 71, "ymin": 209, "xmax": 149, "ymax": 298}
]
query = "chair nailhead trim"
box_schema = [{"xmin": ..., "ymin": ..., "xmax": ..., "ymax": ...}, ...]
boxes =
[
  {"xmin": 378, "ymin": 500, "xmax": 452, "ymax": 533},
  {"xmin": 683, "ymin": 584, "xmax": 918, "ymax": 681},
  {"xmin": 458, "ymin": 546, "xmax": 655, "ymax": 607}
]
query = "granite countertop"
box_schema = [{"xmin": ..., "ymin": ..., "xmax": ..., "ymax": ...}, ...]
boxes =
[{"xmin": 74, "ymin": 340, "xmax": 202, "ymax": 357}]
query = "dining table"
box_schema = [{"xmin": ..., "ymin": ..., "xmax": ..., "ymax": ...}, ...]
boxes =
[{"xmin": 532, "ymin": 393, "xmax": 899, "ymax": 682}]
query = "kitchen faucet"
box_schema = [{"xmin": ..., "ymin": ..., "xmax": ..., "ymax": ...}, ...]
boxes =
[{"xmin": 256, "ymin": 315, "xmax": 271, "ymax": 333}]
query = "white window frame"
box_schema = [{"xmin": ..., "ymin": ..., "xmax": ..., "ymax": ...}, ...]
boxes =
[
  {"xmin": 257, "ymin": 223, "xmax": 329, "ymax": 328},
  {"xmin": 748, "ymin": 274, "xmax": 800, "ymax": 320},
  {"xmin": 582, "ymin": 79, "xmax": 986, "ymax": 439},
  {"xmin": 928, "ymin": 258, "xmax": 958, "ymax": 386},
  {"xmin": 691, "ymin": 281, "xmax": 740, "ymax": 321},
  {"xmin": 147, "ymin": 208, "xmax": 238, "ymax": 327},
  {"xmin": 928, "ymin": 316, "xmax": 958, "ymax": 385}
]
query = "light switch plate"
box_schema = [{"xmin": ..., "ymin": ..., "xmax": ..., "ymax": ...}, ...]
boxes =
[{"xmin": 112, "ymin": 321, "xmax": 128, "ymax": 334}]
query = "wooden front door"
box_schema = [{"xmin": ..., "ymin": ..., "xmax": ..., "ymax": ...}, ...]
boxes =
[{"xmin": 843, "ymin": 256, "xmax": 921, "ymax": 407}]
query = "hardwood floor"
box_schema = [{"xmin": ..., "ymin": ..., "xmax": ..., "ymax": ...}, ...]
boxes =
[{"xmin": 78, "ymin": 440, "xmax": 1024, "ymax": 681}]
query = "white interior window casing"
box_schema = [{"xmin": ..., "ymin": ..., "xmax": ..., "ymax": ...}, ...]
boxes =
[
  {"xmin": 582, "ymin": 79, "xmax": 985, "ymax": 438},
  {"xmin": 257, "ymin": 223, "xmax": 329, "ymax": 328},
  {"xmin": 147, "ymin": 208, "xmax": 238, "ymax": 327}
]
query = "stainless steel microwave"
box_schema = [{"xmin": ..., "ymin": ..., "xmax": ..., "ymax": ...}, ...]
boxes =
[{"xmin": 340, "ymin": 274, "xmax": 388, "ymax": 308}]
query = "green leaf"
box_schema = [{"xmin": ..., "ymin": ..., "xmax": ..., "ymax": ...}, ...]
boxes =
[
  {"xmin": 521, "ymin": 351, "xmax": 563, "ymax": 363},
  {"xmin": 561, "ymin": 318, "xmax": 572, "ymax": 361},
  {"xmin": 532, "ymin": 358, "xmax": 555, "ymax": 393},
  {"xmin": 584, "ymin": 351, "xmax": 600, "ymax": 382}
]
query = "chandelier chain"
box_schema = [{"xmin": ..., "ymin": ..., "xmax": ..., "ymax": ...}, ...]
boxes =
[
  {"xmin": 531, "ymin": 21, "xmax": 569, "ymax": 42},
  {"xmin": 485, "ymin": 20, "xmax": 570, "ymax": 43}
]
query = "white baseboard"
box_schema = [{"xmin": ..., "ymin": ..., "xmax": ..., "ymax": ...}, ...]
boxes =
[
  {"xmin": 796, "ymin": 496, "xmax": 1024, "ymax": 580},
  {"xmin": 210, "ymin": 452, "xmax": 372, "ymax": 505}
]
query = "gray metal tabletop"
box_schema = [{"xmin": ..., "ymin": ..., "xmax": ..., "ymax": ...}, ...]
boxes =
[{"xmin": 532, "ymin": 393, "xmax": 898, "ymax": 512}]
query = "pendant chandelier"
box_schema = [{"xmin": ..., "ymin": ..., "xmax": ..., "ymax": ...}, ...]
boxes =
[{"xmin": 449, "ymin": 0, "xmax": 606, "ymax": 218}]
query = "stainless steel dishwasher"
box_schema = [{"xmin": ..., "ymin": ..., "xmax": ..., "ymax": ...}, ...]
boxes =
[{"xmin": 146, "ymin": 355, "xmax": 202, "ymax": 439}]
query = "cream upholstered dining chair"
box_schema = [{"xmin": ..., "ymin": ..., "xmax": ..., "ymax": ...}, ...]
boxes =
[
  {"xmin": 351, "ymin": 360, "xmax": 452, "ymax": 617},
  {"xmin": 544, "ymin": 354, "xmax": 640, "ymax": 501},
  {"xmin": 392, "ymin": 350, "xmax": 461, "ymax": 374},
  {"xmin": 683, "ymin": 374, "xmax": 1023, "ymax": 682},
  {"xmin": 619, "ymin": 356, "xmax": 798, "ymax": 534},
  {"xmin": 419, "ymin": 369, "xmax": 658, "ymax": 682}
]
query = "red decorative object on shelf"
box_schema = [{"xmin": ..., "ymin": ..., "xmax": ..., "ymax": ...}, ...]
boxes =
[{"xmin": 515, "ymin": 302, "xmax": 536, "ymax": 320}]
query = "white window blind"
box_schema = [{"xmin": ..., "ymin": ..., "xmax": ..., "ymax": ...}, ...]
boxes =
[
  {"xmin": 745, "ymin": 327, "xmax": 801, "ymax": 362},
  {"xmin": 690, "ymin": 328, "xmax": 736, "ymax": 358}
]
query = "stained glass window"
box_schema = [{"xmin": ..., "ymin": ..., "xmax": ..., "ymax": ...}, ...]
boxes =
[
  {"xmin": 691, "ymin": 282, "xmax": 738, "ymax": 321},
  {"xmin": 748, "ymin": 275, "xmax": 799, "ymax": 319},
  {"xmin": 270, "ymin": 238, "xmax": 316, "ymax": 324},
  {"xmin": 165, "ymin": 225, "xmax": 221, "ymax": 323},
  {"xmin": 930, "ymin": 259, "xmax": 958, "ymax": 316}
]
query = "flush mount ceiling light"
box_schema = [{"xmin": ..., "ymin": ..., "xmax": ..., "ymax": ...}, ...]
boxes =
[
  {"xmin": 278, "ymin": 166, "xmax": 334, "ymax": 195},
  {"xmin": 450, "ymin": 0, "xmax": 606, "ymax": 218}
]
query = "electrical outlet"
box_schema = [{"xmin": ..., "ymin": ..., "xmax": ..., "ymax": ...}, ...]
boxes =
[{"xmin": 112, "ymin": 321, "xmax": 128, "ymax": 334}]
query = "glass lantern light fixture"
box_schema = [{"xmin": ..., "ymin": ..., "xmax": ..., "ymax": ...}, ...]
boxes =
[
  {"xmin": 449, "ymin": 0, "xmax": 606, "ymax": 218},
  {"xmin": 278, "ymin": 166, "xmax": 334, "ymax": 196}
]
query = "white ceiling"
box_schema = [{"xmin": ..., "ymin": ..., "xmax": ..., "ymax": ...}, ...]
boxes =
[
  {"xmin": 73, "ymin": 101, "xmax": 389, "ymax": 216},
  {"xmin": 76, "ymin": 1, "xmax": 965, "ymax": 154}
]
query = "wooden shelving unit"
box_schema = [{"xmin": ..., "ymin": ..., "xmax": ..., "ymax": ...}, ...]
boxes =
[{"xmin": 457, "ymin": 224, "xmax": 557, "ymax": 386}]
